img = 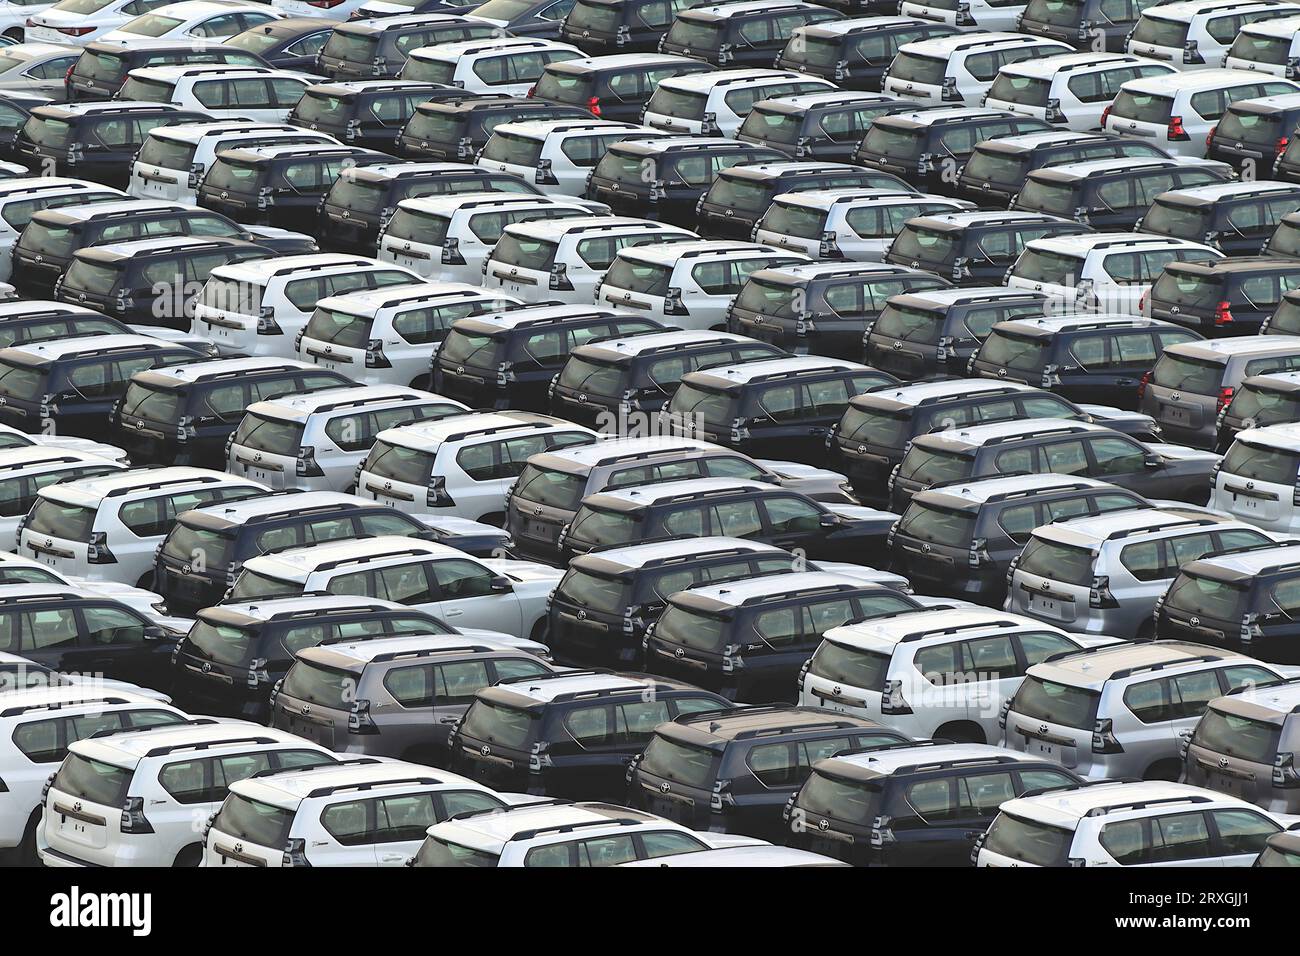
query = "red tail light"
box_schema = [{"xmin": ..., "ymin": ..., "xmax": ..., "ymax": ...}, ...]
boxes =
[
  {"xmin": 1278, "ymin": 136, "xmax": 1290, "ymax": 158},
  {"xmin": 1138, "ymin": 292, "xmax": 1146, "ymax": 313},
  {"xmin": 50, "ymin": 25, "xmax": 92, "ymax": 35},
  {"xmin": 588, "ymin": 96, "xmax": 601, "ymax": 116},
  {"xmin": 1168, "ymin": 115, "xmax": 1189, "ymax": 141},
  {"xmin": 64, "ymin": 63, "xmax": 74, "ymax": 88},
  {"xmin": 1100, "ymin": 105, "xmax": 1111, "ymax": 127},
  {"xmin": 1137, "ymin": 371, "xmax": 1151, "ymax": 400},
  {"xmin": 526, "ymin": 85, "xmax": 535, "ymax": 97},
  {"xmin": 1217, "ymin": 385, "xmax": 1234, "ymax": 413},
  {"xmin": 1206, "ymin": 124, "xmax": 1216, "ymax": 149},
  {"xmin": 307, "ymin": 0, "xmax": 345, "ymax": 5},
  {"xmin": 1214, "ymin": 299, "xmax": 1233, "ymax": 326}
]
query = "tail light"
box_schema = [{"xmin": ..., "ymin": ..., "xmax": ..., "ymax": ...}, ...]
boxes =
[
  {"xmin": 1216, "ymin": 386, "xmax": 1234, "ymax": 414},
  {"xmin": 549, "ymin": 262, "xmax": 572, "ymax": 290},
  {"xmin": 1182, "ymin": 39, "xmax": 1203, "ymax": 65},
  {"xmin": 1089, "ymin": 575, "xmax": 1118, "ymax": 609},
  {"xmin": 1206, "ymin": 125, "xmax": 1216, "ymax": 149},
  {"xmin": 1100, "ymin": 105, "xmax": 1111, "ymax": 127},
  {"xmin": 1092, "ymin": 718, "xmax": 1124, "ymax": 754},
  {"xmin": 525, "ymin": 85, "xmax": 535, "ymax": 97},
  {"xmin": 587, "ymin": 96, "xmax": 601, "ymax": 116},
  {"xmin": 295, "ymin": 445, "xmax": 324, "ymax": 478},
  {"xmin": 283, "ymin": 838, "xmax": 312, "ymax": 866},
  {"xmin": 87, "ymin": 531, "xmax": 117, "ymax": 564},
  {"xmin": 347, "ymin": 698, "xmax": 378, "ymax": 734},
  {"xmin": 881, "ymin": 679, "xmax": 912, "ymax": 715},
  {"xmin": 1273, "ymin": 752, "xmax": 1300, "ymax": 787},
  {"xmin": 1168, "ymin": 115, "xmax": 1189, "ymax": 141},
  {"xmin": 535, "ymin": 158, "xmax": 557, "ymax": 185},
  {"xmin": 42, "ymin": 771, "xmax": 56, "ymax": 800},
  {"xmin": 427, "ymin": 474, "xmax": 455, "ymax": 508},
  {"xmin": 441, "ymin": 236, "xmax": 464, "ymax": 265},
  {"xmin": 56, "ymin": 26, "xmax": 94, "ymax": 36},
  {"xmin": 710, "ymin": 779, "xmax": 734, "ymax": 812},
  {"xmin": 869, "ymin": 814, "xmax": 895, "ymax": 847},
  {"xmin": 527, "ymin": 740, "xmax": 552, "ymax": 773},
  {"xmin": 246, "ymin": 657, "xmax": 269, "ymax": 689},
  {"xmin": 1214, "ymin": 300, "xmax": 1233, "ymax": 327},
  {"xmin": 1277, "ymin": 136, "xmax": 1290, "ymax": 159},
  {"xmin": 967, "ymin": 536, "xmax": 988, "ymax": 568},
  {"xmin": 121, "ymin": 797, "xmax": 155, "ymax": 834},
  {"xmin": 1137, "ymin": 370, "xmax": 1151, "ymax": 399},
  {"xmin": 256, "ymin": 305, "xmax": 282, "ymax": 335},
  {"xmin": 998, "ymin": 697, "xmax": 1011, "ymax": 730},
  {"xmin": 365, "ymin": 339, "xmax": 390, "ymax": 368},
  {"xmin": 940, "ymin": 76, "xmax": 959, "ymax": 101},
  {"xmin": 663, "ymin": 287, "xmax": 688, "ymax": 315}
]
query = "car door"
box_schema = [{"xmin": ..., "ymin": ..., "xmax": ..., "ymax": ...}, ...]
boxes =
[
  {"xmin": 1209, "ymin": 807, "xmax": 1281, "ymax": 866},
  {"xmin": 76, "ymin": 603, "xmax": 165, "ymax": 686},
  {"xmin": 428, "ymin": 556, "xmax": 523, "ymax": 635},
  {"xmin": 1083, "ymin": 434, "xmax": 1151, "ymax": 493},
  {"xmin": 374, "ymin": 791, "xmax": 438, "ymax": 866},
  {"xmin": 759, "ymin": 493, "xmax": 828, "ymax": 554},
  {"xmin": 319, "ymin": 797, "xmax": 381, "ymax": 866}
]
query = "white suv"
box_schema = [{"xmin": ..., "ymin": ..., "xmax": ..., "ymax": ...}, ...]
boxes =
[
  {"xmin": 0, "ymin": 687, "xmax": 185, "ymax": 864},
  {"xmin": 596, "ymin": 241, "xmax": 808, "ymax": 331},
  {"xmin": 226, "ymin": 385, "xmax": 468, "ymax": 492},
  {"xmin": 883, "ymin": 32, "xmax": 1074, "ymax": 107},
  {"xmin": 0, "ymin": 178, "xmax": 124, "ymax": 283},
  {"xmin": 984, "ymin": 52, "xmax": 1177, "ymax": 131},
  {"xmin": 475, "ymin": 120, "xmax": 666, "ymax": 197},
  {"xmin": 412, "ymin": 801, "xmax": 760, "ymax": 866},
  {"xmin": 204, "ymin": 757, "xmax": 518, "ymax": 866},
  {"xmin": 399, "ymin": 36, "xmax": 583, "ymax": 96},
  {"xmin": 37, "ymin": 719, "xmax": 333, "ymax": 868},
  {"xmin": 900, "ymin": 0, "xmax": 1026, "ymax": 29},
  {"xmin": 1210, "ymin": 422, "xmax": 1300, "ymax": 531},
  {"xmin": 977, "ymin": 780, "xmax": 1285, "ymax": 866},
  {"xmin": 754, "ymin": 188, "xmax": 972, "ymax": 262},
  {"xmin": 377, "ymin": 193, "xmax": 601, "ymax": 284},
  {"xmin": 1224, "ymin": 13, "xmax": 1300, "ymax": 76},
  {"xmin": 192, "ymin": 254, "xmax": 423, "ymax": 358},
  {"xmin": 1126, "ymin": 0, "xmax": 1300, "ymax": 70},
  {"xmin": 0, "ymin": 550, "xmax": 175, "ymax": 622},
  {"xmin": 357, "ymin": 411, "xmax": 597, "ymax": 524},
  {"xmin": 483, "ymin": 217, "xmax": 699, "ymax": 305},
  {"xmin": 294, "ymin": 282, "xmax": 521, "ymax": 389},
  {"xmin": 18, "ymin": 466, "xmax": 267, "ymax": 588},
  {"xmin": 116, "ymin": 64, "xmax": 311, "ymax": 124},
  {"xmin": 0, "ymin": 447, "xmax": 128, "ymax": 549},
  {"xmin": 226, "ymin": 536, "xmax": 563, "ymax": 640},
  {"xmin": 1006, "ymin": 232, "xmax": 1224, "ymax": 314},
  {"xmin": 797, "ymin": 607, "xmax": 1094, "ymax": 745},
  {"xmin": 642, "ymin": 68, "xmax": 836, "ymax": 137},
  {"xmin": 129, "ymin": 120, "xmax": 339, "ymax": 205}
]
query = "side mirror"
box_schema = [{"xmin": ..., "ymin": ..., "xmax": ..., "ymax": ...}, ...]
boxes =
[
  {"xmin": 489, "ymin": 575, "xmax": 512, "ymax": 593},
  {"xmin": 143, "ymin": 625, "xmax": 167, "ymax": 641},
  {"xmin": 1144, "ymin": 454, "xmax": 1162, "ymax": 469},
  {"xmin": 819, "ymin": 512, "xmax": 840, "ymax": 528}
]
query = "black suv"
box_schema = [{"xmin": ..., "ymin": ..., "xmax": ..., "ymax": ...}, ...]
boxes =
[
  {"xmin": 0, "ymin": 336, "xmax": 201, "ymax": 439},
  {"xmin": 1140, "ymin": 182, "xmax": 1300, "ymax": 257},
  {"xmin": 696, "ymin": 160, "xmax": 911, "ymax": 240},
  {"xmin": 15, "ymin": 103, "xmax": 210, "ymax": 188},
  {"xmin": 969, "ymin": 314, "xmax": 1201, "ymax": 407},
  {"xmin": 12, "ymin": 200, "xmax": 313, "ymax": 298},
  {"xmin": 197, "ymin": 144, "xmax": 390, "ymax": 232},
  {"xmin": 1217, "ymin": 370, "xmax": 1300, "ymax": 452},
  {"xmin": 433, "ymin": 306, "xmax": 663, "ymax": 410},
  {"xmin": 0, "ymin": 591, "xmax": 183, "ymax": 690},
  {"xmin": 957, "ymin": 130, "xmax": 1197, "ymax": 209},
  {"xmin": 1206, "ymin": 92, "xmax": 1300, "ymax": 176},
  {"xmin": 319, "ymin": 162, "xmax": 544, "ymax": 254},
  {"xmin": 398, "ymin": 95, "xmax": 592, "ymax": 161},
  {"xmin": 66, "ymin": 40, "xmax": 269, "ymax": 102},
  {"xmin": 1264, "ymin": 210, "xmax": 1300, "ymax": 259},
  {"xmin": 549, "ymin": 329, "xmax": 784, "ymax": 428},
  {"xmin": 853, "ymin": 107, "xmax": 1052, "ymax": 196},
  {"xmin": 57, "ymin": 237, "xmax": 271, "ymax": 330},
  {"xmin": 888, "ymin": 474, "xmax": 1147, "ymax": 602},
  {"xmin": 289, "ymin": 80, "xmax": 456, "ymax": 153},
  {"xmin": 734, "ymin": 91, "xmax": 912, "ymax": 163},
  {"xmin": 661, "ymin": 355, "xmax": 895, "ymax": 462},
  {"xmin": 884, "ymin": 210, "xmax": 1090, "ymax": 287},
  {"xmin": 863, "ymin": 286, "xmax": 1046, "ymax": 380},
  {"xmin": 1013, "ymin": 158, "xmax": 1230, "ymax": 231},
  {"xmin": 545, "ymin": 538, "xmax": 883, "ymax": 666},
  {"xmin": 1156, "ymin": 544, "xmax": 1300, "ymax": 664},
  {"xmin": 627, "ymin": 705, "xmax": 909, "ymax": 840},
  {"xmin": 559, "ymin": 0, "xmax": 716, "ymax": 54},
  {"xmin": 0, "ymin": 303, "xmax": 134, "ymax": 350},
  {"xmin": 531, "ymin": 53, "xmax": 715, "ymax": 123},
  {"xmin": 644, "ymin": 574, "xmax": 922, "ymax": 701},
  {"xmin": 171, "ymin": 598, "xmax": 468, "ymax": 720},
  {"xmin": 773, "ymin": 15, "xmax": 958, "ymax": 90},
  {"xmin": 889, "ymin": 419, "xmax": 1215, "ymax": 512},
  {"xmin": 448, "ymin": 670, "xmax": 733, "ymax": 799},
  {"xmin": 109, "ymin": 358, "xmax": 352, "ymax": 469},
  {"xmin": 155, "ymin": 492, "xmax": 449, "ymax": 615},
  {"xmin": 559, "ymin": 478, "xmax": 898, "ymax": 563},
  {"xmin": 585, "ymin": 137, "xmax": 785, "ymax": 227},
  {"xmin": 832, "ymin": 380, "xmax": 1156, "ymax": 506},
  {"xmin": 226, "ymin": 17, "xmax": 340, "ymax": 73},
  {"xmin": 788, "ymin": 741, "xmax": 1083, "ymax": 865},
  {"xmin": 1018, "ymin": 0, "xmax": 1154, "ymax": 51},
  {"xmin": 727, "ymin": 261, "xmax": 949, "ymax": 356},
  {"xmin": 659, "ymin": 1, "xmax": 844, "ymax": 68},
  {"xmin": 315, "ymin": 14, "xmax": 499, "ymax": 79},
  {"xmin": 1147, "ymin": 257, "xmax": 1300, "ymax": 337}
]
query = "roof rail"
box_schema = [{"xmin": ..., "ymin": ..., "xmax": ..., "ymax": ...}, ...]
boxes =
[
  {"xmin": 250, "ymin": 757, "xmax": 382, "ymax": 779},
  {"xmin": 900, "ymin": 618, "xmax": 1019, "ymax": 643},
  {"xmin": 143, "ymin": 735, "xmax": 282, "ymax": 758},
  {"xmin": 1083, "ymin": 793, "xmax": 1216, "ymax": 817},
  {"xmin": 366, "ymin": 645, "xmax": 499, "ymax": 663},
  {"xmin": 87, "ymin": 717, "xmax": 220, "ymax": 740},
  {"xmin": 1, "ymin": 696, "xmax": 133, "ymax": 718},
  {"xmin": 314, "ymin": 546, "xmax": 435, "ymax": 573},
  {"xmin": 305, "ymin": 775, "xmax": 443, "ymax": 799}
]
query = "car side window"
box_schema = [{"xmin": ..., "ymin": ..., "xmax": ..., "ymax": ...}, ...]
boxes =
[
  {"xmin": 1212, "ymin": 809, "xmax": 1279, "ymax": 856},
  {"xmin": 433, "ymin": 659, "xmax": 492, "ymax": 706},
  {"xmin": 1120, "ymin": 539, "xmax": 1165, "ymax": 582},
  {"xmin": 761, "ymin": 495, "xmax": 822, "ymax": 534},
  {"xmin": 321, "ymin": 799, "xmax": 373, "ymax": 846},
  {"xmin": 429, "ymin": 558, "xmax": 495, "ymax": 599},
  {"xmin": 1017, "ymin": 631, "xmax": 1079, "ymax": 668},
  {"xmin": 80, "ymin": 605, "xmax": 146, "ymax": 646},
  {"xmin": 1088, "ymin": 436, "xmax": 1146, "ymax": 476}
]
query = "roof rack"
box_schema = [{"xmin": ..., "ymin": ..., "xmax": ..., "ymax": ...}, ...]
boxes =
[
  {"xmin": 638, "ymin": 545, "xmax": 767, "ymax": 568},
  {"xmin": 511, "ymin": 815, "xmax": 646, "ymax": 842},
  {"xmin": 1018, "ymin": 776, "xmax": 1140, "ymax": 800},
  {"xmin": 305, "ymin": 775, "xmax": 443, "ymax": 799},
  {"xmin": 1110, "ymin": 653, "xmax": 1229, "ymax": 681},
  {"xmin": 1083, "ymin": 793, "xmax": 1215, "ymax": 817},
  {"xmin": 365, "ymin": 645, "xmax": 499, "ymax": 663},
  {"xmin": 250, "ymin": 757, "xmax": 382, "ymax": 779},
  {"xmin": 1103, "ymin": 517, "xmax": 1220, "ymax": 541},
  {"xmin": 87, "ymin": 717, "xmax": 219, "ymax": 740},
  {"xmin": 313, "ymin": 546, "xmax": 435, "ymax": 573},
  {"xmin": 732, "ymin": 718, "xmax": 869, "ymax": 740},
  {"xmin": 984, "ymin": 481, "xmax": 1096, "ymax": 503},
  {"xmin": 2, "ymin": 696, "xmax": 134, "ymax": 718},
  {"xmin": 983, "ymin": 424, "xmax": 1088, "ymax": 446},
  {"xmin": 144, "ymin": 735, "xmax": 281, "ymax": 758},
  {"xmin": 104, "ymin": 472, "xmax": 225, "ymax": 498},
  {"xmin": 827, "ymin": 739, "xmax": 947, "ymax": 760},
  {"xmin": 900, "ymin": 618, "xmax": 1018, "ymax": 643},
  {"xmin": 447, "ymin": 797, "xmax": 569, "ymax": 822}
]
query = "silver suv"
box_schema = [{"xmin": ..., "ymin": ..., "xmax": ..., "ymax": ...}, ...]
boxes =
[
  {"xmin": 1005, "ymin": 508, "xmax": 1275, "ymax": 640},
  {"xmin": 1000, "ymin": 641, "xmax": 1287, "ymax": 781}
]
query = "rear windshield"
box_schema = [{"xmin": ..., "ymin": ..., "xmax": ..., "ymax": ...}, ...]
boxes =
[
  {"xmin": 117, "ymin": 76, "xmax": 175, "ymax": 103},
  {"xmin": 1017, "ymin": 179, "xmax": 1076, "ymax": 218},
  {"xmin": 988, "ymin": 73, "xmax": 1050, "ymax": 107},
  {"xmin": 25, "ymin": 498, "xmax": 97, "ymax": 542},
  {"xmin": 120, "ymin": 381, "xmax": 182, "ymax": 424},
  {"xmin": 888, "ymin": 51, "xmax": 946, "ymax": 85},
  {"xmin": 963, "ymin": 148, "xmax": 1027, "ymax": 189},
  {"xmin": 513, "ymin": 464, "xmax": 587, "ymax": 511},
  {"xmin": 1144, "ymin": 201, "xmax": 1209, "ymax": 240},
  {"xmin": 1150, "ymin": 269, "xmax": 1220, "ymax": 307},
  {"xmin": 1024, "ymin": 0, "xmax": 1085, "ymax": 26},
  {"xmin": 1013, "ymin": 675, "xmax": 1101, "ymax": 729},
  {"xmin": 413, "ymin": 836, "xmax": 500, "ymax": 867},
  {"xmin": 978, "ymin": 329, "xmax": 1049, "ymax": 372},
  {"xmin": 1130, "ymin": 14, "xmax": 1190, "ymax": 47},
  {"xmin": 1228, "ymin": 31, "xmax": 1292, "ymax": 66},
  {"xmin": 0, "ymin": 360, "xmax": 47, "ymax": 400},
  {"xmin": 707, "ymin": 174, "xmax": 779, "ymax": 213},
  {"xmin": 567, "ymin": 505, "xmax": 640, "ymax": 548},
  {"xmin": 162, "ymin": 521, "xmax": 234, "ymax": 569},
  {"xmin": 604, "ymin": 258, "xmax": 672, "ymax": 296},
  {"xmin": 1110, "ymin": 89, "xmax": 1173, "ymax": 124},
  {"xmin": 204, "ymin": 158, "xmax": 263, "ymax": 194},
  {"xmin": 480, "ymin": 131, "xmax": 545, "ymax": 167},
  {"xmin": 797, "ymin": 770, "xmax": 881, "ymax": 825},
  {"xmin": 762, "ymin": 201, "xmax": 827, "ymax": 241},
  {"xmin": 18, "ymin": 221, "xmax": 75, "ymax": 258},
  {"xmin": 533, "ymin": 68, "xmax": 594, "ymax": 105},
  {"xmin": 186, "ymin": 620, "xmax": 256, "ymax": 667},
  {"xmin": 567, "ymin": 0, "xmax": 620, "ymax": 31},
  {"xmin": 1270, "ymin": 291, "xmax": 1300, "ymax": 330},
  {"xmin": 837, "ymin": 403, "xmax": 910, "ymax": 450},
  {"xmin": 202, "ymin": 277, "xmax": 262, "ymax": 316},
  {"xmin": 386, "ymin": 206, "xmax": 450, "ymax": 246},
  {"xmin": 664, "ymin": 18, "xmax": 723, "ymax": 50},
  {"xmin": 62, "ymin": 260, "xmax": 121, "ymax": 297},
  {"xmin": 889, "ymin": 226, "xmax": 959, "ymax": 266},
  {"xmin": 1018, "ymin": 536, "xmax": 1095, "ymax": 585},
  {"xmin": 1150, "ymin": 353, "xmax": 1223, "ymax": 395},
  {"xmin": 555, "ymin": 567, "xmax": 629, "ymax": 613},
  {"xmin": 138, "ymin": 135, "xmax": 197, "ymax": 170},
  {"xmin": 556, "ymin": 355, "xmax": 623, "ymax": 398},
  {"xmin": 492, "ymin": 233, "xmax": 558, "ymax": 271},
  {"xmin": 983, "ymin": 812, "xmax": 1075, "ymax": 866},
  {"xmin": 1226, "ymin": 382, "xmax": 1300, "ymax": 426},
  {"xmin": 1220, "ymin": 440, "xmax": 1300, "ymax": 486},
  {"xmin": 303, "ymin": 309, "xmax": 373, "ymax": 350},
  {"xmin": 326, "ymin": 177, "xmax": 387, "ymax": 214},
  {"xmin": 24, "ymin": 116, "xmax": 72, "ymax": 148},
  {"xmin": 860, "ymin": 124, "xmax": 923, "ymax": 160},
  {"xmin": 1012, "ymin": 248, "xmax": 1083, "ymax": 285},
  {"xmin": 740, "ymin": 107, "xmax": 802, "ymax": 145},
  {"xmin": 1257, "ymin": 845, "xmax": 1300, "ymax": 866},
  {"xmin": 366, "ymin": 439, "xmax": 435, "ymax": 485},
  {"xmin": 295, "ymin": 91, "xmax": 351, "ymax": 126},
  {"xmin": 52, "ymin": 753, "xmax": 132, "ymax": 807},
  {"xmin": 215, "ymin": 793, "xmax": 296, "ymax": 849},
  {"xmin": 439, "ymin": 329, "xmax": 503, "ymax": 367},
  {"xmin": 646, "ymin": 86, "xmax": 707, "ymax": 120},
  {"xmin": 1192, "ymin": 706, "xmax": 1282, "ymax": 764},
  {"xmin": 228, "ymin": 568, "xmax": 304, "ymax": 603},
  {"xmin": 1217, "ymin": 108, "xmax": 1283, "ymax": 145},
  {"xmin": 898, "ymin": 445, "xmax": 972, "ymax": 485},
  {"xmin": 323, "ymin": 31, "xmax": 379, "ymax": 63},
  {"xmin": 639, "ymin": 734, "xmax": 718, "ymax": 788},
  {"xmin": 895, "ymin": 500, "xmax": 975, "ymax": 546},
  {"xmin": 809, "ymin": 639, "xmax": 891, "ymax": 690},
  {"xmin": 1164, "ymin": 570, "xmax": 1247, "ymax": 621},
  {"xmin": 280, "ymin": 660, "xmax": 356, "ymax": 709},
  {"xmin": 669, "ymin": 381, "xmax": 734, "ymax": 428},
  {"xmin": 77, "ymin": 50, "xmax": 131, "ymax": 82},
  {"xmin": 459, "ymin": 698, "xmax": 537, "ymax": 749},
  {"xmin": 735, "ymin": 278, "xmax": 799, "ymax": 317},
  {"xmin": 233, "ymin": 412, "xmax": 305, "ymax": 455},
  {"xmin": 654, "ymin": 605, "xmax": 727, "ymax": 652}
]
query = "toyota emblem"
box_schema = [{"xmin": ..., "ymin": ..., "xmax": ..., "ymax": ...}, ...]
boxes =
[
  {"xmin": 135, "ymin": 420, "xmax": 144, "ymax": 430},
  {"xmin": 724, "ymin": 209, "xmax": 733, "ymax": 217},
  {"xmin": 480, "ymin": 745, "xmax": 491, "ymax": 757},
  {"xmin": 300, "ymin": 704, "xmax": 310, "ymax": 715},
  {"xmin": 201, "ymin": 662, "xmax": 211, "ymax": 674},
  {"xmin": 44, "ymin": 538, "xmax": 52, "ymax": 548},
  {"xmin": 34, "ymin": 255, "xmax": 42, "ymax": 264},
  {"xmin": 910, "ymin": 260, "xmax": 920, "ymax": 268},
  {"xmin": 577, "ymin": 609, "xmax": 587, "ymax": 621},
  {"xmin": 1170, "ymin": 305, "xmax": 1180, "ymax": 314},
  {"xmin": 892, "ymin": 341, "xmax": 902, "ymax": 351},
  {"xmin": 578, "ymin": 393, "xmax": 587, "ymax": 403},
  {"xmin": 1247, "ymin": 481, "xmax": 1255, "ymax": 490},
  {"xmin": 1041, "ymin": 581, "xmax": 1050, "ymax": 591},
  {"xmin": 1190, "ymin": 617, "xmax": 1201, "ymax": 627},
  {"xmin": 181, "ymin": 564, "xmax": 191, "ymax": 576},
  {"xmin": 659, "ymin": 782, "xmax": 670, "ymax": 793},
  {"xmin": 383, "ymin": 481, "xmax": 393, "ymax": 491},
  {"xmin": 996, "ymin": 368, "xmax": 1007, "ymax": 378},
  {"xmin": 818, "ymin": 818, "xmax": 829, "ymax": 831},
  {"xmin": 1219, "ymin": 757, "xmax": 1230, "ymax": 768},
  {"xmin": 323, "ymin": 345, "xmax": 332, "ymax": 354},
  {"xmin": 456, "ymin": 365, "xmax": 465, "ymax": 375},
  {"xmin": 857, "ymin": 444, "xmax": 867, "ymax": 454},
  {"xmin": 1170, "ymin": 392, "xmax": 1181, "ymax": 401},
  {"xmin": 533, "ymin": 506, "xmax": 543, "ymax": 515},
  {"xmin": 253, "ymin": 453, "xmax": 263, "ymax": 463},
  {"xmin": 221, "ymin": 191, "xmax": 228, "ymax": 200},
  {"xmin": 920, "ymin": 542, "xmax": 931, "ymax": 553},
  {"xmin": 674, "ymin": 647, "xmax": 685, "ymax": 658},
  {"xmin": 74, "ymin": 802, "xmax": 82, "ymax": 813},
  {"xmin": 832, "ymin": 685, "xmax": 842, "ymax": 696},
  {"xmin": 1039, "ymin": 724, "xmax": 1049, "ymax": 735}
]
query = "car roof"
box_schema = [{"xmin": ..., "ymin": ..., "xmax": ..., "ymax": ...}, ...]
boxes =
[
  {"xmin": 1122, "ymin": 67, "xmax": 1293, "ymax": 93},
  {"xmin": 772, "ymin": 187, "xmax": 929, "ymax": 209},
  {"xmin": 245, "ymin": 384, "xmax": 435, "ymax": 422},
  {"xmin": 684, "ymin": 355, "xmax": 868, "ymax": 387},
  {"xmin": 1166, "ymin": 334, "xmax": 1300, "ymax": 360},
  {"xmin": 573, "ymin": 329, "xmax": 755, "ymax": 361},
  {"xmin": 501, "ymin": 215, "xmax": 687, "ymax": 239},
  {"xmin": 1233, "ymin": 421, "xmax": 1300, "ymax": 454},
  {"xmin": 819, "ymin": 607, "xmax": 1048, "ymax": 652},
  {"xmin": 901, "ymin": 31, "xmax": 1055, "ymax": 55},
  {"xmin": 38, "ymin": 466, "xmax": 246, "ymax": 507},
  {"xmin": 231, "ymin": 759, "xmax": 486, "ymax": 806},
  {"xmin": 209, "ymin": 253, "xmax": 377, "ymax": 284},
  {"xmin": 181, "ymin": 490, "xmax": 382, "ymax": 526},
  {"xmin": 0, "ymin": 446, "xmax": 118, "ymax": 471},
  {"xmin": 1029, "ymin": 156, "xmax": 1181, "ymax": 179},
  {"xmin": 997, "ymin": 51, "xmax": 1159, "ymax": 77},
  {"xmin": 658, "ymin": 68, "xmax": 821, "ymax": 92},
  {"xmin": 208, "ymin": 594, "xmax": 408, "ymax": 624},
  {"xmin": 1025, "ymin": 641, "xmax": 1238, "ymax": 691},
  {"xmin": 69, "ymin": 720, "xmax": 308, "ymax": 767},
  {"xmin": 994, "ymin": 313, "xmax": 1169, "ymax": 336},
  {"xmin": 131, "ymin": 356, "xmax": 317, "ymax": 386},
  {"xmin": 999, "ymin": 781, "xmax": 1250, "ymax": 828},
  {"xmin": 824, "ymin": 742, "xmax": 1040, "ymax": 775},
  {"xmin": 1023, "ymin": 232, "xmax": 1214, "ymax": 255},
  {"xmin": 911, "ymin": 473, "xmax": 1118, "ymax": 506},
  {"xmin": 0, "ymin": 685, "xmax": 169, "ymax": 717},
  {"xmin": 1156, "ymin": 181, "xmax": 1300, "ymax": 203},
  {"xmin": 374, "ymin": 411, "xmax": 579, "ymax": 452},
  {"xmin": 1186, "ymin": 541, "xmax": 1300, "ymax": 577},
  {"xmin": 527, "ymin": 436, "xmax": 713, "ymax": 469},
  {"xmin": 244, "ymin": 535, "xmax": 453, "ymax": 578},
  {"xmin": 1033, "ymin": 507, "xmax": 1228, "ymax": 548},
  {"xmin": 298, "ymin": 631, "xmax": 528, "ymax": 665},
  {"xmin": 1209, "ymin": 680, "xmax": 1300, "ymax": 721},
  {"xmin": 674, "ymin": 571, "xmax": 873, "ymax": 609},
  {"xmin": 584, "ymin": 477, "xmax": 770, "ymax": 509},
  {"xmin": 570, "ymin": 536, "xmax": 783, "ymax": 573},
  {"xmin": 860, "ymin": 378, "xmax": 1040, "ymax": 406},
  {"xmin": 619, "ymin": 845, "xmax": 847, "ymax": 866},
  {"xmin": 913, "ymin": 416, "xmax": 1100, "ymax": 448}
]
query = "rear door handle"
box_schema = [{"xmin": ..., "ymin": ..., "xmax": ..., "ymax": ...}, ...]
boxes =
[{"xmin": 444, "ymin": 609, "xmax": 463, "ymax": 617}]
